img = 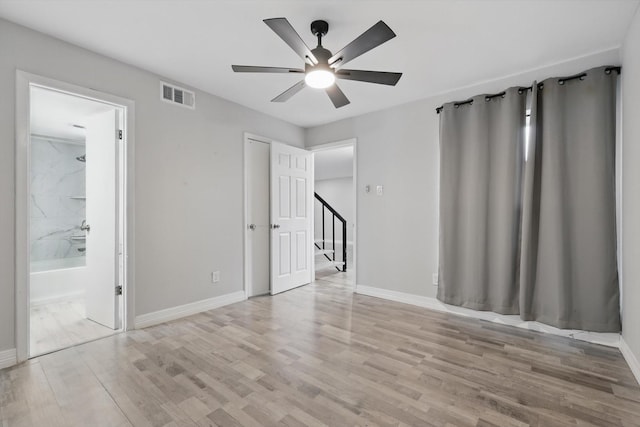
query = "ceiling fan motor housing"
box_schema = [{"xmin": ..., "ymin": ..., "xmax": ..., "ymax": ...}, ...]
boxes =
[{"xmin": 307, "ymin": 47, "xmax": 333, "ymax": 71}]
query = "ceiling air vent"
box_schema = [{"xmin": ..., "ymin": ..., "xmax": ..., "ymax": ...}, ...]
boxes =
[{"xmin": 160, "ymin": 81, "xmax": 195, "ymax": 109}]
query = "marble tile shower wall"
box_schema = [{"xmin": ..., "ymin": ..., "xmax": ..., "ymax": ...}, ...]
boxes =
[{"xmin": 30, "ymin": 136, "xmax": 86, "ymax": 265}]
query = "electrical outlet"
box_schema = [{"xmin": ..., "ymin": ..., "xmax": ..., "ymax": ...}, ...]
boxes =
[
  {"xmin": 432, "ymin": 273, "xmax": 439, "ymax": 286},
  {"xmin": 211, "ymin": 271, "xmax": 220, "ymax": 283},
  {"xmin": 376, "ymin": 185, "xmax": 384, "ymax": 196}
]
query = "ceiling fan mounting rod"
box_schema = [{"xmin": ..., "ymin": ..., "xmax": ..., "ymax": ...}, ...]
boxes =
[{"xmin": 310, "ymin": 20, "xmax": 329, "ymax": 47}]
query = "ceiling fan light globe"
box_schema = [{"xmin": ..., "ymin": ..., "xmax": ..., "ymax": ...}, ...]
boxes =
[{"xmin": 305, "ymin": 69, "xmax": 335, "ymax": 89}]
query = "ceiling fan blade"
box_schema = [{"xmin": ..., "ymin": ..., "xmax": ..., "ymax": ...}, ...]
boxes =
[
  {"xmin": 326, "ymin": 84, "xmax": 350, "ymax": 108},
  {"xmin": 232, "ymin": 65, "xmax": 304, "ymax": 74},
  {"xmin": 336, "ymin": 69, "xmax": 402, "ymax": 86},
  {"xmin": 263, "ymin": 18, "xmax": 318, "ymax": 65},
  {"xmin": 329, "ymin": 21, "xmax": 396, "ymax": 69},
  {"xmin": 271, "ymin": 80, "xmax": 306, "ymax": 102}
]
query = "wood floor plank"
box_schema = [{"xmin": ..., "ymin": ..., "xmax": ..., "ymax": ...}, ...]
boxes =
[{"xmin": 2, "ymin": 273, "xmax": 640, "ymax": 426}]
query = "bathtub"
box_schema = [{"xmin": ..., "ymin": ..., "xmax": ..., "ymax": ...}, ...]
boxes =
[{"xmin": 30, "ymin": 257, "xmax": 86, "ymax": 306}]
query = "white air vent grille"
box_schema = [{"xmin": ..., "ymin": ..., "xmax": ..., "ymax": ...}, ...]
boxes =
[{"xmin": 160, "ymin": 82, "xmax": 195, "ymax": 109}]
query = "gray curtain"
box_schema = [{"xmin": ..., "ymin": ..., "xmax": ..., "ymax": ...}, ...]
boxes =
[
  {"xmin": 519, "ymin": 66, "xmax": 620, "ymax": 332},
  {"xmin": 438, "ymin": 87, "xmax": 527, "ymax": 314}
]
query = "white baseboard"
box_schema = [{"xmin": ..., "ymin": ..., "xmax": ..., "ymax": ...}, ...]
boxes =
[
  {"xmin": 30, "ymin": 290, "xmax": 85, "ymax": 307},
  {"xmin": 0, "ymin": 348, "xmax": 17, "ymax": 370},
  {"xmin": 135, "ymin": 290, "xmax": 247, "ymax": 329},
  {"xmin": 620, "ymin": 337, "xmax": 640, "ymax": 385},
  {"xmin": 355, "ymin": 284, "xmax": 621, "ymax": 347}
]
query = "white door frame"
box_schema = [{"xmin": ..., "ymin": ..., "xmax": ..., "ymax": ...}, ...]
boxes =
[
  {"xmin": 15, "ymin": 70, "xmax": 136, "ymax": 362},
  {"xmin": 308, "ymin": 138, "xmax": 358, "ymax": 286},
  {"xmin": 243, "ymin": 132, "xmax": 271, "ymax": 297}
]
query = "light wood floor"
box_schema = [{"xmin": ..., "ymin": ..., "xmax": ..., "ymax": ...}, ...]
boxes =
[
  {"xmin": 30, "ymin": 298, "xmax": 117, "ymax": 357},
  {"xmin": 3, "ymin": 279, "xmax": 640, "ymax": 426},
  {"xmin": 314, "ymin": 268, "xmax": 354, "ymax": 286}
]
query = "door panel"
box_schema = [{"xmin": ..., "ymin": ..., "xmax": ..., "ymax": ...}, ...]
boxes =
[
  {"xmin": 279, "ymin": 176, "xmax": 291, "ymax": 218},
  {"xmin": 279, "ymin": 232, "xmax": 291, "ymax": 275},
  {"xmin": 85, "ymin": 109, "xmax": 119, "ymax": 329},
  {"xmin": 270, "ymin": 142, "xmax": 312, "ymax": 295}
]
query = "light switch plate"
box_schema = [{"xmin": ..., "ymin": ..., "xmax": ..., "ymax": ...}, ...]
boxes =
[
  {"xmin": 432, "ymin": 273, "xmax": 438, "ymax": 286},
  {"xmin": 376, "ymin": 185, "xmax": 384, "ymax": 196}
]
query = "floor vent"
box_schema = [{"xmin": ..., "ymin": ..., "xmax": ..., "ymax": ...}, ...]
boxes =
[{"xmin": 160, "ymin": 82, "xmax": 195, "ymax": 109}]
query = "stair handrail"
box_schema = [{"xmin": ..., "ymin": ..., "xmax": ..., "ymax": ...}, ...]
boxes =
[
  {"xmin": 314, "ymin": 192, "xmax": 346, "ymax": 223},
  {"xmin": 314, "ymin": 192, "xmax": 347, "ymax": 272}
]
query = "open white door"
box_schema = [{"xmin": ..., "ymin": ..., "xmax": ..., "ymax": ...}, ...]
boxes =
[
  {"xmin": 270, "ymin": 142, "xmax": 313, "ymax": 295},
  {"xmin": 85, "ymin": 108, "xmax": 120, "ymax": 329}
]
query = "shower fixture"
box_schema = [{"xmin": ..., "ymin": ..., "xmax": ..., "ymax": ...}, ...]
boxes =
[{"xmin": 76, "ymin": 154, "xmax": 86, "ymax": 162}]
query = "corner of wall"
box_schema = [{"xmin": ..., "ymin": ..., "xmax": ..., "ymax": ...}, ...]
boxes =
[
  {"xmin": 620, "ymin": 337, "xmax": 640, "ymax": 386},
  {"xmin": 620, "ymin": 0, "xmax": 640, "ymax": 381}
]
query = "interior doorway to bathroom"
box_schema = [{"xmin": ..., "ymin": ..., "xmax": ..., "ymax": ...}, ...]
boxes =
[{"xmin": 24, "ymin": 84, "xmax": 127, "ymax": 358}]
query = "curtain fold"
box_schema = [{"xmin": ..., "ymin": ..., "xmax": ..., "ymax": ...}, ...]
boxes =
[
  {"xmin": 438, "ymin": 87, "xmax": 527, "ymax": 314},
  {"xmin": 519, "ymin": 66, "xmax": 620, "ymax": 332}
]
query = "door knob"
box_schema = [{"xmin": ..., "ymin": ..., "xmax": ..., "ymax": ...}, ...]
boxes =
[
  {"xmin": 248, "ymin": 224, "xmax": 256, "ymax": 230},
  {"xmin": 271, "ymin": 224, "xmax": 280, "ymax": 229},
  {"xmin": 80, "ymin": 220, "xmax": 90, "ymax": 232}
]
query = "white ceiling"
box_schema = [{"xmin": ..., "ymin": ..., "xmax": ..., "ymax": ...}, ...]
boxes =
[
  {"xmin": 30, "ymin": 87, "xmax": 114, "ymax": 141},
  {"xmin": 315, "ymin": 146, "xmax": 354, "ymax": 181},
  {"xmin": 2, "ymin": 1, "xmax": 638, "ymax": 128}
]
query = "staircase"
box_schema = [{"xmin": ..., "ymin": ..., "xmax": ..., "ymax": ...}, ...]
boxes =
[{"xmin": 314, "ymin": 192, "xmax": 347, "ymax": 272}]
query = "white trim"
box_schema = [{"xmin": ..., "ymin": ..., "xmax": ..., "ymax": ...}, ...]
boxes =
[
  {"xmin": 15, "ymin": 71, "xmax": 136, "ymax": 362},
  {"xmin": 0, "ymin": 349, "xmax": 17, "ymax": 370},
  {"xmin": 308, "ymin": 138, "xmax": 358, "ymax": 282},
  {"xmin": 307, "ymin": 139, "xmax": 356, "ymax": 151},
  {"xmin": 135, "ymin": 291, "xmax": 247, "ymax": 329},
  {"xmin": 30, "ymin": 291, "xmax": 85, "ymax": 307},
  {"xmin": 355, "ymin": 284, "xmax": 621, "ymax": 348},
  {"xmin": 620, "ymin": 337, "xmax": 640, "ymax": 385}
]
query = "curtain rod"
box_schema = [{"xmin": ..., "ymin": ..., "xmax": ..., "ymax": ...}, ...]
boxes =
[{"xmin": 435, "ymin": 66, "xmax": 621, "ymax": 114}]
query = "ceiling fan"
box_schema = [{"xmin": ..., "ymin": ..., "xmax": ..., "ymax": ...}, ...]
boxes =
[{"xmin": 231, "ymin": 18, "xmax": 402, "ymax": 108}]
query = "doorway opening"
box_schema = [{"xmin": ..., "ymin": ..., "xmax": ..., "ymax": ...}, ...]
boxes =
[
  {"xmin": 17, "ymin": 75, "xmax": 130, "ymax": 359},
  {"xmin": 310, "ymin": 140, "xmax": 357, "ymax": 289}
]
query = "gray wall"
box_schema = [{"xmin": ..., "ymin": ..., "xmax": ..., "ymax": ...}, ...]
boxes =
[
  {"xmin": 315, "ymin": 177, "xmax": 354, "ymax": 244},
  {"xmin": 305, "ymin": 49, "xmax": 621, "ymax": 299},
  {"xmin": 0, "ymin": 18, "xmax": 304, "ymax": 352},
  {"xmin": 622, "ymin": 7, "xmax": 640, "ymax": 365}
]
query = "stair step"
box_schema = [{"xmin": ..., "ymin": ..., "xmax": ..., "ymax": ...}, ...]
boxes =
[
  {"xmin": 315, "ymin": 249, "xmax": 334, "ymax": 256},
  {"xmin": 315, "ymin": 260, "xmax": 345, "ymax": 271}
]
